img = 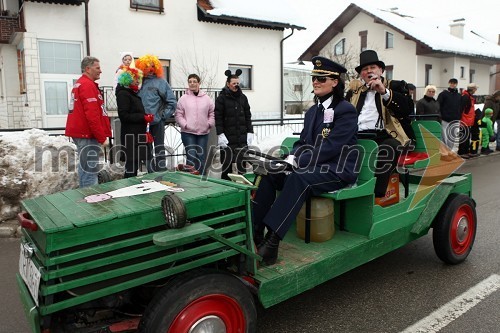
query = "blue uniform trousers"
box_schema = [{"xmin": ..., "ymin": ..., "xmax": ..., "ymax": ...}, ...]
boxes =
[{"xmin": 252, "ymin": 167, "xmax": 347, "ymax": 240}]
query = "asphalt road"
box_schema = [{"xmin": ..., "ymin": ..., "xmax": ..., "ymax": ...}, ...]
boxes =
[{"xmin": 2, "ymin": 153, "xmax": 500, "ymax": 333}]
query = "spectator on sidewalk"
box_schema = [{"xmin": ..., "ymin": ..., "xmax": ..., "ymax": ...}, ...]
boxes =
[
  {"xmin": 481, "ymin": 108, "xmax": 495, "ymax": 155},
  {"xmin": 482, "ymin": 90, "xmax": 500, "ymax": 151},
  {"xmin": 457, "ymin": 83, "xmax": 478, "ymax": 159},
  {"xmin": 65, "ymin": 56, "xmax": 111, "ymax": 188},
  {"xmin": 437, "ymin": 78, "xmax": 461, "ymax": 150},
  {"xmin": 136, "ymin": 54, "xmax": 177, "ymax": 172},
  {"xmin": 416, "ymin": 85, "xmax": 440, "ymax": 122}
]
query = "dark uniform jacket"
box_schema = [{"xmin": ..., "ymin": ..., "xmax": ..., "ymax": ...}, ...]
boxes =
[
  {"xmin": 291, "ymin": 99, "xmax": 359, "ymax": 185},
  {"xmin": 437, "ymin": 88, "xmax": 461, "ymax": 122},
  {"xmin": 215, "ymin": 86, "xmax": 253, "ymax": 149}
]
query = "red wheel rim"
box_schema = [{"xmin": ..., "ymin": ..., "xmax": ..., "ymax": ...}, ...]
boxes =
[
  {"xmin": 450, "ymin": 204, "xmax": 475, "ymax": 255},
  {"xmin": 168, "ymin": 294, "xmax": 245, "ymax": 333}
]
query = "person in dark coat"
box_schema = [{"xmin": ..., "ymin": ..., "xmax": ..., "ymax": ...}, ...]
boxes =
[
  {"xmin": 416, "ymin": 85, "xmax": 440, "ymax": 122},
  {"xmin": 215, "ymin": 69, "xmax": 254, "ymax": 180},
  {"xmin": 253, "ymin": 57, "xmax": 359, "ymax": 265},
  {"xmin": 116, "ymin": 67, "xmax": 151, "ymax": 178},
  {"xmin": 437, "ymin": 78, "xmax": 461, "ymax": 149}
]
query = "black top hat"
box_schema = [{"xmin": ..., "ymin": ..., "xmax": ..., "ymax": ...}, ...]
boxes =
[
  {"xmin": 311, "ymin": 56, "xmax": 347, "ymax": 77},
  {"xmin": 355, "ymin": 50, "xmax": 385, "ymax": 73}
]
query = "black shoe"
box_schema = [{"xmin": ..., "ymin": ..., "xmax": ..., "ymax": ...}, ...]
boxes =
[
  {"xmin": 481, "ymin": 148, "xmax": 492, "ymax": 155},
  {"xmin": 459, "ymin": 154, "xmax": 470, "ymax": 159},
  {"xmin": 496, "ymin": 147, "xmax": 500, "ymax": 152},
  {"xmin": 257, "ymin": 231, "xmax": 280, "ymax": 266}
]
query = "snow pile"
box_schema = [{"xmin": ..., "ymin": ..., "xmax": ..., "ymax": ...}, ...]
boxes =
[{"xmin": 0, "ymin": 129, "xmax": 78, "ymax": 221}]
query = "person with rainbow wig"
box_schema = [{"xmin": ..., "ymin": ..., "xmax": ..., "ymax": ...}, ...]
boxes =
[
  {"xmin": 136, "ymin": 54, "xmax": 177, "ymax": 172},
  {"xmin": 116, "ymin": 66, "xmax": 152, "ymax": 178}
]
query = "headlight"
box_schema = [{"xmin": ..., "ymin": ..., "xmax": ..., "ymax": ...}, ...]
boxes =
[{"xmin": 161, "ymin": 193, "xmax": 186, "ymax": 229}]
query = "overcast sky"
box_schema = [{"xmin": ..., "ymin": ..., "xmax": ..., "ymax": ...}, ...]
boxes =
[{"xmin": 284, "ymin": 0, "xmax": 499, "ymax": 62}]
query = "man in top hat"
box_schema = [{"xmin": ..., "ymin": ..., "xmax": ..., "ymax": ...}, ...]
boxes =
[
  {"xmin": 253, "ymin": 56, "xmax": 359, "ymax": 265},
  {"xmin": 347, "ymin": 49, "xmax": 412, "ymax": 198}
]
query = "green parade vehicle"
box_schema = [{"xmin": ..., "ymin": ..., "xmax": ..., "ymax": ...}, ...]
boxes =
[{"xmin": 16, "ymin": 120, "xmax": 477, "ymax": 333}]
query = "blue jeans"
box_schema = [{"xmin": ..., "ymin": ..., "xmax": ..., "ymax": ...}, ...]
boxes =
[
  {"xmin": 73, "ymin": 138, "xmax": 100, "ymax": 188},
  {"xmin": 181, "ymin": 132, "xmax": 209, "ymax": 174}
]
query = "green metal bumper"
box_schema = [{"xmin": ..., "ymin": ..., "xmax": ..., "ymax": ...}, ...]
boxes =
[{"xmin": 16, "ymin": 273, "xmax": 40, "ymax": 333}]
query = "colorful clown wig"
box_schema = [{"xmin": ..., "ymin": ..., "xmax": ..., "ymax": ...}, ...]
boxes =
[
  {"xmin": 117, "ymin": 67, "xmax": 143, "ymax": 92},
  {"xmin": 135, "ymin": 54, "xmax": 163, "ymax": 78}
]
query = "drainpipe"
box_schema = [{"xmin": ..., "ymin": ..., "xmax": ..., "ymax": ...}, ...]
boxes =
[
  {"xmin": 84, "ymin": 0, "xmax": 90, "ymax": 55},
  {"xmin": 280, "ymin": 28, "xmax": 294, "ymax": 125}
]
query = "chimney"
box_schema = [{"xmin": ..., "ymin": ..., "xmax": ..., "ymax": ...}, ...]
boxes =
[{"xmin": 450, "ymin": 18, "xmax": 465, "ymax": 39}]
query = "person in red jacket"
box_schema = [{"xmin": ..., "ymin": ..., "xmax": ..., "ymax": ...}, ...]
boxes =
[
  {"xmin": 457, "ymin": 83, "xmax": 478, "ymax": 159},
  {"xmin": 65, "ymin": 56, "xmax": 111, "ymax": 187}
]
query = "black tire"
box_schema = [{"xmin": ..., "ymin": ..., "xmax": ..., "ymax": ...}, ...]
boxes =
[
  {"xmin": 433, "ymin": 194, "xmax": 477, "ymax": 264},
  {"xmin": 138, "ymin": 270, "xmax": 257, "ymax": 333},
  {"xmin": 97, "ymin": 169, "xmax": 111, "ymax": 184}
]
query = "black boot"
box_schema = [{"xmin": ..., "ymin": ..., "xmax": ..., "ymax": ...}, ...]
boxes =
[
  {"xmin": 257, "ymin": 231, "xmax": 280, "ymax": 265},
  {"xmin": 253, "ymin": 229, "xmax": 264, "ymax": 247}
]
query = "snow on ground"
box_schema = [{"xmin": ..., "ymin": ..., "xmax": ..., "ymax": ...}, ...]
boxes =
[{"xmin": 0, "ymin": 129, "xmax": 78, "ymax": 221}]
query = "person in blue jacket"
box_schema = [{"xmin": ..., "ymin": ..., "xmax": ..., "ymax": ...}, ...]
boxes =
[{"xmin": 253, "ymin": 56, "xmax": 359, "ymax": 265}]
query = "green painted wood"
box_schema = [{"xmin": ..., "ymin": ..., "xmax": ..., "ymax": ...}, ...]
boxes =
[
  {"xmin": 21, "ymin": 197, "xmax": 59, "ymax": 232},
  {"xmin": 41, "ymin": 234, "xmax": 246, "ymax": 297},
  {"xmin": 256, "ymin": 225, "xmax": 418, "ymax": 308},
  {"xmin": 16, "ymin": 274, "xmax": 41, "ymax": 333},
  {"xmin": 153, "ymin": 224, "xmax": 215, "ymax": 247},
  {"xmin": 411, "ymin": 184, "xmax": 453, "ymax": 235},
  {"xmin": 40, "ymin": 249, "xmax": 240, "ymax": 315},
  {"xmin": 210, "ymin": 233, "xmax": 261, "ymax": 260}
]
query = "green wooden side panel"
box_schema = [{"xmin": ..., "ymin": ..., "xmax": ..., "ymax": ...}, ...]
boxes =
[
  {"xmin": 412, "ymin": 120, "xmax": 442, "ymax": 152},
  {"xmin": 411, "ymin": 184, "xmax": 453, "ymax": 235},
  {"xmin": 16, "ymin": 274, "xmax": 41, "ymax": 333}
]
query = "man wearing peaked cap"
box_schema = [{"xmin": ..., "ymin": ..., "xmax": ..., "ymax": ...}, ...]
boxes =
[
  {"xmin": 348, "ymin": 49, "xmax": 414, "ymax": 198},
  {"xmin": 253, "ymin": 55, "xmax": 359, "ymax": 266}
]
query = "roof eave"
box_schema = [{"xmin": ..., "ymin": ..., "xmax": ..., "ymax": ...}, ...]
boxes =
[
  {"xmin": 24, "ymin": 0, "xmax": 83, "ymax": 5},
  {"xmin": 197, "ymin": 4, "xmax": 305, "ymax": 31}
]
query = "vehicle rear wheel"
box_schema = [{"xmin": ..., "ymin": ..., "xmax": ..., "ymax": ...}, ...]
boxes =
[
  {"xmin": 138, "ymin": 271, "xmax": 257, "ymax": 333},
  {"xmin": 433, "ymin": 194, "xmax": 477, "ymax": 264}
]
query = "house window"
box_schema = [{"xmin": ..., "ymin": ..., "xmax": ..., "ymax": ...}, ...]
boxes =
[
  {"xmin": 294, "ymin": 84, "xmax": 303, "ymax": 92},
  {"xmin": 228, "ymin": 64, "xmax": 252, "ymax": 89},
  {"xmin": 130, "ymin": 0, "xmax": 164, "ymax": 13},
  {"xmin": 469, "ymin": 69, "xmax": 475, "ymax": 83},
  {"xmin": 385, "ymin": 31, "xmax": 394, "ymax": 49},
  {"xmin": 159, "ymin": 59, "xmax": 171, "ymax": 83},
  {"xmin": 385, "ymin": 65, "xmax": 393, "ymax": 80},
  {"xmin": 425, "ymin": 64, "xmax": 432, "ymax": 86},
  {"xmin": 334, "ymin": 39, "xmax": 345, "ymax": 55},
  {"xmin": 39, "ymin": 41, "xmax": 81, "ymax": 74},
  {"xmin": 359, "ymin": 30, "xmax": 367, "ymax": 51},
  {"xmin": 44, "ymin": 82, "xmax": 69, "ymax": 115},
  {"xmin": 460, "ymin": 66, "xmax": 465, "ymax": 79}
]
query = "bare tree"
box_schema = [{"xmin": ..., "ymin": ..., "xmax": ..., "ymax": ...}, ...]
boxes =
[
  {"xmin": 284, "ymin": 68, "xmax": 313, "ymax": 114},
  {"xmin": 323, "ymin": 44, "xmax": 359, "ymax": 82},
  {"xmin": 174, "ymin": 42, "xmax": 220, "ymax": 98}
]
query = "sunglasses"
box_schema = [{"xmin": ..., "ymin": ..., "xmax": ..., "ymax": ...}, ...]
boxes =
[{"xmin": 312, "ymin": 76, "xmax": 332, "ymax": 83}]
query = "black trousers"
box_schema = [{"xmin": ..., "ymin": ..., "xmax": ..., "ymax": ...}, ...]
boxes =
[
  {"xmin": 457, "ymin": 125, "xmax": 472, "ymax": 155},
  {"xmin": 363, "ymin": 131, "xmax": 402, "ymax": 197},
  {"xmin": 220, "ymin": 147, "xmax": 247, "ymax": 181}
]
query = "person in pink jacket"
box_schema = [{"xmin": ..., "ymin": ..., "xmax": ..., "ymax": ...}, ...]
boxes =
[{"xmin": 175, "ymin": 74, "xmax": 215, "ymax": 174}]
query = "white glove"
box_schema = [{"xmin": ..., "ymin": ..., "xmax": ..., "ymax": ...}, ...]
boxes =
[
  {"xmin": 247, "ymin": 133, "xmax": 254, "ymax": 146},
  {"xmin": 218, "ymin": 133, "xmax": 229, "ymax": 148},
  {"xmin": 101, "ymin": 138, "xmax": 110, "ymax": 148},
  {"xmin": 284, "ymin": 154, "xmax": 297, "ymax": 168}
]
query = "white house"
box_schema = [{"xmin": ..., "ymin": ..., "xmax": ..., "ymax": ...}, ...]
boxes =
[
  {"xmin": 298, "ymin": 2, "xmax": 500, "ymax": 98},
  {"xmin": 0, "ymin": 0, "xmax": 304, "ymax": 129},
  {"xmin": 283, "ymin": 62, "xmax": 314, "ymax": 114}
]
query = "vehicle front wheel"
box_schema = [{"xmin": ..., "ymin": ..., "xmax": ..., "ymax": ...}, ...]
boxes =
[
  {"xmin": 138, "ymin": 271, "xmax": 257, "ymax": 333},
  {"xmin": 433, "ymin": 194, "xmax": 477, "ymax": 264}
]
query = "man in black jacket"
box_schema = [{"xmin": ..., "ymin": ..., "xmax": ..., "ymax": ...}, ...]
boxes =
[
  {"xmin": 215, "ymin": 70, "xmax": 254, "ymax": 180},
  {"xmin": 437, "ymin": 78, "xmax": 461, "ymax": 150}
]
